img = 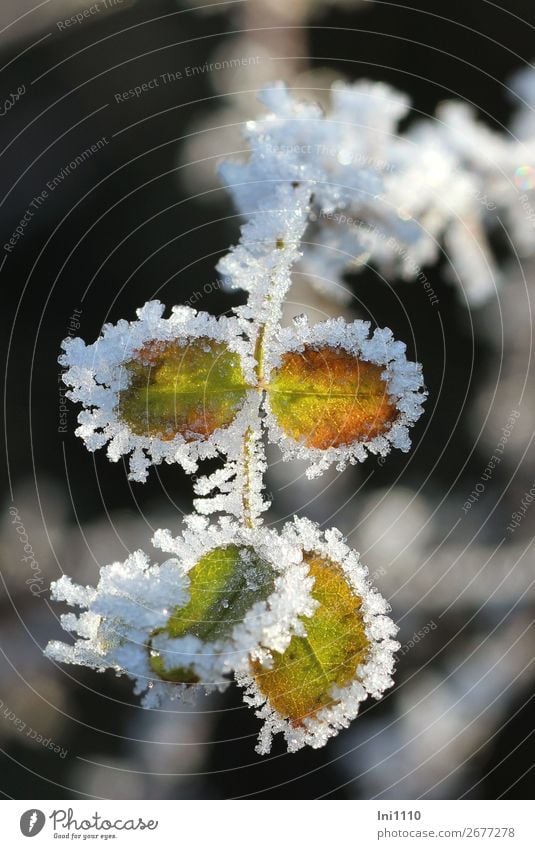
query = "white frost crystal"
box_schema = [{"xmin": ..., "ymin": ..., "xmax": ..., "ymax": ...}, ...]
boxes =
[
  {"xmin": 221, "ymin": 79, "xmax": 535, "ymax": 306},
  {"xmin": 236, "ymin": 517, "xmax": 399, "ymax": 754},
  {"xmin": 192, "ymin": 417, "xmax": 271, "ymax": 520},
  {"xmin": 45, "ymin": 550, "xmax": 191, "ymax": 707}
]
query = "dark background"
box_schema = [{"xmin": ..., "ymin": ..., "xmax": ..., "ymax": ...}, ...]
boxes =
[{"xmin": 1, "ymin": 0, "xmax": 533, "ymax": 799}]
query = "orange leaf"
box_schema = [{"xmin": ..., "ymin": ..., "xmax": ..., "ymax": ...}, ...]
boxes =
[
  {"xmin": 250, "ymin": 552, "xmax": 370, "ymax": 725},
  {"xmin": 267, "ymin": 345, "xmax": 397, "ymax": 449}
]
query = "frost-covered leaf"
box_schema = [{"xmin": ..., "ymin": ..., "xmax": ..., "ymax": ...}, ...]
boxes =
[
  {"xmin": 237, "ymin": 517, "xmax": 400, "ymax": 754},
  {"xmin": 161, "ymin": 546, "xmax": 274, "ymax": 641},
  {"xmin": 264, "ymin": 317, "xmax": 426, "ymax": 477},
  {"xmin": 267, "ymin": 346, "xmax": 396, "ymax": 449},
  {"xmin": 119, "ymin": 339, "xmax": 250, "ymax": 441},
  {"xmin": 148, "ymin": 518, "xmax": 318, "ymax": 685},
  {"xmin": 250, "ymin": 551, "xmax": 370, "ymax": 722},
  {"xmin": 59, "ymin": 301, "xmax": 256, "ymax": 481},
  {"xmin": 148, "ymin": 544, "xmax": 276, "ymax": 683}
]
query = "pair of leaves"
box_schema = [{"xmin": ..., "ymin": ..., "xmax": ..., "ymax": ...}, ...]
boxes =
[
  {"xmin": 118, "ymin": 336, "xmax": 396, "ymax": 449},
  {"xmin": 148, "ymin": 543, "xmax": 370, "ymax": 728}
]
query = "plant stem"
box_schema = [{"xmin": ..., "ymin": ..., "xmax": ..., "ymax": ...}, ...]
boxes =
[
  {"xmin": 241, "ymin": 426, "xmax": 255, "ymax": 528},
  {"xmin": 239, "ymin": 276, "xmax": 289, "ymax": 527}
]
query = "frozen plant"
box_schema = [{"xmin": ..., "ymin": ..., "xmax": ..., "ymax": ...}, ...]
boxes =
[
  {"xmin": 190, "ymin": 74, "xmax": 535, "ymax": 305},
  {"xmin": 272, "ymin": 78, "xmax": 535, "ymax": 305},
  {"xmin": 46, "ymin": 83, "xmax": 429, "ymax": 754}
]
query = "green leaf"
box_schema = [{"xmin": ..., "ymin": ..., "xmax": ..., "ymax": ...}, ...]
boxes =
[
  {"xmin": 267, "ymin": 345, "xmax": 397, "ymax": 449},
  {"xmin": 118, "ymin": 338, "xmax": 250, "ymax": 440},
  {"xmin": 165, "ymin": 545, "xmax": 276, "ymax": 642},
  {"xmin": 250, "ymin": 552, "xmax": 370, "ymax": 724},
  {"xmin": 149, "ymin": 545, "xmax": 276, "ymax": 683}
]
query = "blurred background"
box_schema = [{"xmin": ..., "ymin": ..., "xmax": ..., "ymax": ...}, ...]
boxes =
[{"xmin": 1, "ymin": 0, "xmax": 534, "ymax": 799}]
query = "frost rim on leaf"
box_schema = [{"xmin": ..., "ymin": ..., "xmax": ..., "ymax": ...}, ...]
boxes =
[
  {"xmin": 264, "ymin": 316, "xmax": 427, "ymax": 478},
  {"xmin": 45, "ymin": 550, "xmax": 192, "ymax": 708},
  {"xmin": 59, "ymin": 301, "xmax": 257, "ymax": 482},
  {"xmin": 236, "ymin": 516, "xmax": 400, "ymax": 754}
]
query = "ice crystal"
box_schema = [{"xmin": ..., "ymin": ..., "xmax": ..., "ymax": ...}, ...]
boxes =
[
  {"xmin": 45, "ymin": 550, "xmax": 191, "ymax": 706},
  {"xmin": 221, "ymin": 80, "xmax": 535, "ymax": 306},
  {"xmin": 192, "ymin": 418, "xmax": 271, "ymax": 519}
]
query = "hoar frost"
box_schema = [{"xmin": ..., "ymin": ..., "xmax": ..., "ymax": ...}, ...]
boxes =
[
  {"xmin": 220, "ymin": 79, "xmax": 535, "ymax": 307},
  {"xmin": 47, "ymin": 78, "xmax": 499, "ymax": 752},
  {"xmin": 46, "ymin": 517, "xmax": 399, "ymax": 751}
]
